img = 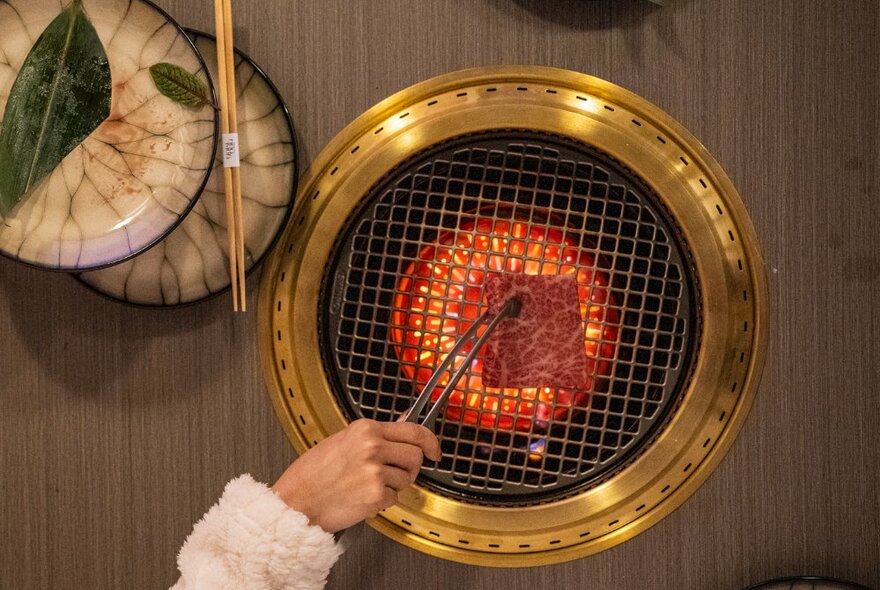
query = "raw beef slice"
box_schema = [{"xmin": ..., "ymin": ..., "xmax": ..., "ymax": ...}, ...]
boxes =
[{"xmin": 482, "ymin": 273, "xmax": 589, "ymax": 390}]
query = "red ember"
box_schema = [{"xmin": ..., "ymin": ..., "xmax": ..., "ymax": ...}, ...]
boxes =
[{"xmin": 390, "ymin": 213, "xmax": 619, "ymax": 432}]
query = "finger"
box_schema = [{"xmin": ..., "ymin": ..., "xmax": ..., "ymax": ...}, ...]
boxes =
[
  {"xmin": 372, "ymin": 487, "xmax": 398, "ymax": 514},
  {"xmin": 381, "ymin": 465, "xmax": 414, "ymax": 492},
  {"xmin": 378, "ymin": 442, "xmax": 425, "ymax": 478},
  {"xmin": 380, "ymin": 422, "xmax": 442, "ymax": 461}
]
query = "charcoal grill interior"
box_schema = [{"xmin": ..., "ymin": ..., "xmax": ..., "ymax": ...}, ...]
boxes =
[
  {"xmin": 259, "ymin": 67, "xmax": 767, "ymax": 566},
  {"xmin": 320, "ymin": 130, "xmax": 699, "ymax": 504}
]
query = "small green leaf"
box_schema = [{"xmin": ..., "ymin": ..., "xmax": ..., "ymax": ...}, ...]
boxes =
[
  {"xmin": 150, "ymin": 63, "xmax": 211, "ymax": 109},
  {"xmin": 0, "ymin": 0, "xmax": 112, "ymax": 216}
]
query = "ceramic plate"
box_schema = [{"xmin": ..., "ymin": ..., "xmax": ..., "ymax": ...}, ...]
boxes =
[
  {"xmin": 0, "ymin": 0, "xmax": 217, "ymax": 270},
  {"xmin": 77, "ymin": 31, "xmax": 297, "ymax": 306}
]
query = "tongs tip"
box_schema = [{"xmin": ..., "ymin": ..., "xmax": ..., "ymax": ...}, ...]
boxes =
[{"xmin": 505, "ymin": 297, "xmax": 522, "ymax": 319}]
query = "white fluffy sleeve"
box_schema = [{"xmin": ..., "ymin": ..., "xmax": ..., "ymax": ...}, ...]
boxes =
[{"xmin": 171, "ymin": 474, "xmax": 344, "ymax": 590}]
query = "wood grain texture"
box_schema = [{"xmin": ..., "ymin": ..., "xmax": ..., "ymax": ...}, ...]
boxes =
[{"xmin": 1, "ymin": 0, "xmax": 878, "ymax": 588}]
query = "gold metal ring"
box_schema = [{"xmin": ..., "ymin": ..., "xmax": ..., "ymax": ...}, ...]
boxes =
[{"xmin": 259, "ymin": 66, "xmax": 768, "ymax": 566}]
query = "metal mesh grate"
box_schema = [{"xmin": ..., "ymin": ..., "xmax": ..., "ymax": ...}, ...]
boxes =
[{"xmin": 320, "ymin": 130, "xmax": 699, "ymax": 505}]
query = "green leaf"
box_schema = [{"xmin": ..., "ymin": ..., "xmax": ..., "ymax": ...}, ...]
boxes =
[
  {"xmin": 150, "ymin": 63, "xmax": 211, "ymax": 109},
  {"xmin": 0, "ymin": 0, "xmax": 111, "ymax": 216}
]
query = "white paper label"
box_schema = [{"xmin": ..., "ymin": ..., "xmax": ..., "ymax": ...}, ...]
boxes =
[{"xmin": 222, "ymin": 133, "xmax": 240, "ymax": 168}]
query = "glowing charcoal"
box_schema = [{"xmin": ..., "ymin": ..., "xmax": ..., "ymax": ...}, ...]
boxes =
[
  {"xmin": 390, "ymin": 214, "xmax": 619, "ymax": 432},
  {"xmin": 482, "ymin": 273, "xmax": 589, "ymax": 390}
]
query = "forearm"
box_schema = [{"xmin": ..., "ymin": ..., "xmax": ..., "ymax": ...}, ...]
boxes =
[{"xmin": 171, "ymin": 474, "xmax": 343, "ymax": 590}]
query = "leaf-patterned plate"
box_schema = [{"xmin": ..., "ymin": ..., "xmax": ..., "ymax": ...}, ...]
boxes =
[
  {"xmin": 77, "ymin": 31, "xmax": 297, "ymax": 306},
  {"xmin": 0, "ymin": 0, "xmax": 217, "ymax": 270}
]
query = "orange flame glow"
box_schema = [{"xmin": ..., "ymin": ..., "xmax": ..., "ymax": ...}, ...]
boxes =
[{"xmin": 391, "ymin": 215, "xmax": 619, "ymax": 432}]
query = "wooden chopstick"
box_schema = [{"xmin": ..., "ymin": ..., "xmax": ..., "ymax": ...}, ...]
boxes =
[
  {"xmin": 213, "ymin": 0, "xmax": 246, "ymax": 311},
  {"xmin": 222, "ymin": 0, "xmax": 247, "ymax": 311}
]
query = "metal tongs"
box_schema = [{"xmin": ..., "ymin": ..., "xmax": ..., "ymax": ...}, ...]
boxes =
[
  {"xmin": 336, "ymin": 297, "xmax": 521, "ymax": 552},
  {"xmin": 399, "ymin": 297, "xmax": 522, "ymax": 425}
]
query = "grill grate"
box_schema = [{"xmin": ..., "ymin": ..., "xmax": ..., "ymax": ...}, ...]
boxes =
[{"xmin": 320, "ymin": 130, "xmax": 699, "ymax": 505}]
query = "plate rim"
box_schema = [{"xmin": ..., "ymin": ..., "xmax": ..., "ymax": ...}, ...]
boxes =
[
  {"xmin": 73, "ymin": 28, "xmax": 298, "ymax": 308},
  {"xmin": 0, "ymin": 0, "xmax": 220, "ymax": 272}
]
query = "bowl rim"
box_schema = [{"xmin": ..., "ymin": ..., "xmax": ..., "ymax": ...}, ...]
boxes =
[{"xmin": 743, "ymin": 575, "xmax": 875, "ymax": 590}]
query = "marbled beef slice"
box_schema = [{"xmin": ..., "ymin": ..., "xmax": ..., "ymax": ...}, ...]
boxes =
[{"xmin": 482, "ymin": 273, "xmax": 589, "ymax": 389}]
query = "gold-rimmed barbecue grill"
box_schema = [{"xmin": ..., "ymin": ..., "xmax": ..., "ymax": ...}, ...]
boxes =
[{"xmin": 259, "ymin": 66, "xmax": 767, "ymax": 566}]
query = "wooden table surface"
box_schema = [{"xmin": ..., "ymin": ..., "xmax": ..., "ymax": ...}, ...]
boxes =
[{"xmin": 1, "ymin": 0, "xmax": 878, "ymax": 588}]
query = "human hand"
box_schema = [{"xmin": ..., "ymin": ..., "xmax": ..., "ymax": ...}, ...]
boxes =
[{"xmin": 271, "ymin": 418, "xmax": 441, "ymax": 533}]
